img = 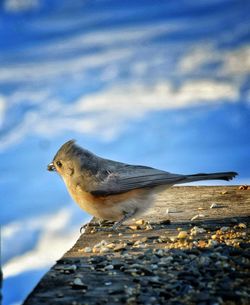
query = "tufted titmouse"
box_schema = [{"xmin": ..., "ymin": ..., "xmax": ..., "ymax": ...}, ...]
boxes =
[{"xmin": 48, "ymin": 140, "xmax": 237, "ymax": 230}]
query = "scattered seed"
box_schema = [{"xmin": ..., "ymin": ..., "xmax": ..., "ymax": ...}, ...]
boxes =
[
  {"xmin": 57, "ymin": 264, "xmax": 77, "ymax": 273},
  {"xmin": 239, "ymin": 185, "xmax": 248, "ymax": 190},
  {"xmin": 221, "ymin": 190, "xmax": 228, "ymax": 194},
  {"xmin": 190, "ymin": 226, "xmax": 206, "ymax": 236},
  {"xmin": 133, "ymin": 240, "xmax": 142, "ymax": 246},
  {"xmin": 106, "ymin": 243, "xmax": 115, "ymax": 249},
  {"xmin": 99, "ymin": 247, "xmax": 110, "ymax": 253},
  {"xmin": 177, "ymin": 231, "xmax": 188, "ymax": 239},
  {"xmin": 72, "ymin": 278, "xmax": 88, "ymax": 289},
  {"xmin": 220, "ymin": 226, "xmax": 230, "ymax": 232},
  {"xmin": 208, "ymin": 240, "xmax": 219, "ymax": 247},
  {"xmin": 83, "ymin": 247, "xmax": 92, "ymax": 253},
  {"xmin": 132, "ymin": 234, "xmax": 139, "ymax": 237},
  {"xmin": 145, "ymin": 224, "xmax": 153, "ymax": 230},
  {"xmin": 135, "ymin": 219, "xmax": 145, "ymax": 225},
  {"xmin": 92, "ymin": 247, "xmax": 99, "ymax": 253},
  {"xmin": 114, "ymin": 243, "xmax": 127, "ymax": 252},
  {"xmin": 238, "ymin": 223, "xmax": 247, "ymax": 229},
  {"xmin": 94, "ymin": 240, "xmax": 108, "ymax": 248},
  {"xmin": 210, "ymin": 203, "xmax": 222, "ymax": 209},
  {"xmin": 129, "ymin": 225, "xmax": 139, "ymax": 230},
  {"xmin": 141, "ymin": 237, "xmax": 148, "ymax": 243},
  {"xmin": 104, "ymin": 264, "xmax": 114, "ymax": 270},
  {"xmin": 191, "ymin": 214, "xmax": 205, "ymax": 221},
  {"xmin": 198, "ymin": 240, "xmax": 207, "ymax": 248}
]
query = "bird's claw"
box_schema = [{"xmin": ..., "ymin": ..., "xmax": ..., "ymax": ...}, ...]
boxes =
[{"xmin": 79, "ymin": 219, "xmax": 117, "ymax": 234}]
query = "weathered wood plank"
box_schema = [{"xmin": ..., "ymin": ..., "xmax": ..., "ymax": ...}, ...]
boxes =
[{"xmin": 23, "ymin": 186, "xmax": 250, "ymax": 305}]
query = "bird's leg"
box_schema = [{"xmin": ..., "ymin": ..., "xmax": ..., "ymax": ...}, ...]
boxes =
[
  {"xmin": 80, "ymin": 217, "xmax": 115, "ymax": 233},
  {"xmin": 98, "ymin": 219, "xmax": 116, "ymax": 227},
  {"xmin": 112, "ymin": 209, "xmax": 137, "ymax": 231},
  {"xmin": 81, "ymin": 210, "xmax": 137, "ymax": 233},
  {"xmin": 80, "ymin": 217, "xmax": 101, "ymax": 233}
]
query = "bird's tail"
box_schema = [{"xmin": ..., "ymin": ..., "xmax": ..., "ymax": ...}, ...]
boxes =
[{"xmin": 181, "ymin": 172, "xmax": 238, "ymax": 183}]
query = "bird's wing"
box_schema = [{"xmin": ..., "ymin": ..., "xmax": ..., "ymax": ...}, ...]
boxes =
[{"xmin": 89, "ymin": 164, "xmax": 185, "ymax": 196}]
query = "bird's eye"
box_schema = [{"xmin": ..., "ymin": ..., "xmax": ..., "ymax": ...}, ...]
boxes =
[{"xmin": 56, "ymin": 161, "xmax": 62, "ymax": 167}]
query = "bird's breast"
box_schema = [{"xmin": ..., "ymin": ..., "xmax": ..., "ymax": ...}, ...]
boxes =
[{"xmin": 63, "ymin": 178, "xmax": 154, "ymax": 221}]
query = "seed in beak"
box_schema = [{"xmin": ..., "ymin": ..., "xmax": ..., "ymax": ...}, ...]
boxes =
[{"xmin": 47, "ymin": 163, "xmax": 56, "ymax": 171}]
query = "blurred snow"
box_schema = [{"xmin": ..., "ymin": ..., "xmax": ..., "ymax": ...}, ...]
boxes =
[{"xmin": 2, "ymin": 207, "xmax": 90, "ymax": 277}]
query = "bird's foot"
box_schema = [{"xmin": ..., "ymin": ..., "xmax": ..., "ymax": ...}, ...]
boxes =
[
  {"xmin": 80, "ymin": 210, "xmax": 137, "ymax": 234},
  {"xmin": 80, "ymin": 218, "xmax": 115, "ymax": 234}
]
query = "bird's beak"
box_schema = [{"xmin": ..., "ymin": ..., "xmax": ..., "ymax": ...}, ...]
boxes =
[{"xmin": 47, "ymin": 162, "xmax": 56, "ymax": 171}]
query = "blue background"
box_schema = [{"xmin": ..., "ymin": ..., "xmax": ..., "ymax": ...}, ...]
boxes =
[{"xmin": 0, "ymin": 0, "xmax": 249, "ymax": 304}]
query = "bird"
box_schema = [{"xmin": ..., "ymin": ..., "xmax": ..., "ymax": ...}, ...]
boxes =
[{"xmin": 47, "ymin": 140, "xmax": 237, "ymax": 230}]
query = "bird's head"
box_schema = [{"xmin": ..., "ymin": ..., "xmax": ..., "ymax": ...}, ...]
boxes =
[
  {"xmin": 47, "ymin": 139, "xmax": 77, "ymax": 177},
  {"xmin": 47, "ymin": 140, "xmax": 97, "ymax": 179}
]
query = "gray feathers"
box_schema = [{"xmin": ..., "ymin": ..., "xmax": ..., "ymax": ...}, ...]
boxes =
[
  {"xmin": 90, "ymin": 164, "xmax": 185, "ymax": 196},
  {"xmin": 53, "ymin": 139, "xmax": 76, "ymax": 160},
  {"xmin": 89, "ymin": 169, "xmax": 238, "ymax": 196},
  {"xmin": 51, "ymin": 140, "xmax": 238, "ymax": 197}
]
